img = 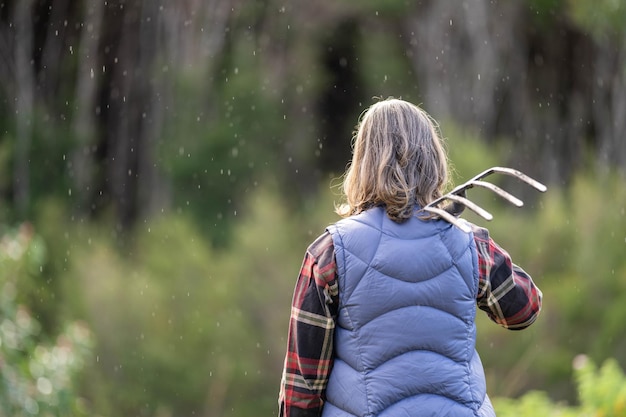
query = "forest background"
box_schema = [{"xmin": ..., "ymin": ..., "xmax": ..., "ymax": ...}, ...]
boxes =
[{"xmin": 1, "ymin": 0, "xmax": 626, "ymax": 416}]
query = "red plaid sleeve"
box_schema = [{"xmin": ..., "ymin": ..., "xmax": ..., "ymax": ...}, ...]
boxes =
[
  {"xmin": 472, "ymin": 224, "xmax": 543, "ymax": 330},
  {"xmin": 279, "ymin": 232, "xmax": 338, "ymax": 417}
]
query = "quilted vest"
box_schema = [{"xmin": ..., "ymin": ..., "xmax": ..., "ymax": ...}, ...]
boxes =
[{"xmin": 324, "ymin": 206, "xmax": 495, "ymax": 417}]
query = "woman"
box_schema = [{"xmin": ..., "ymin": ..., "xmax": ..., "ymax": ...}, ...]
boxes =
[{"xmin": 278, "ymin": 98, "xmax": 542, "ymax": 417}]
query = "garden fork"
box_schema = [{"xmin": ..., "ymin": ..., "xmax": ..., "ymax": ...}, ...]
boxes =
[{"xmin": 422, "ymin": 167, "xmax": 547, "ymax": 233}]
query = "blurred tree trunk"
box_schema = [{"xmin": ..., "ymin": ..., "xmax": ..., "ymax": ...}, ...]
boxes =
[
  {"xmin": 201, "ymin": 0, "xmax": 235, "ymax": 68},
  {"xmin": 134, "ymin": 0, "xmax": 236, "ymax": 219},
  {"xmin": 13, "ymin": 0, "xmax": 35, "ymax": 217},
  {"xmin": 2, "ymin": 0, "xmax": 626, "ymax": 230},
  {"xmin": 38, "ymin": 0, "xmax": 72, "ymax": 106},
  {"xmin": 71, "ymin": 0, "xmax": 105, "ymax": 215},
  {"xmin": 400, "ymin": 0, "xmax": 625, "ymax": 185},
  {"xmin": 135, "ymin": 0, "xmax": 166, "ymax": 220},
  {"xmin": 594, "ymin": 40, "xmax": 626, "ymax": 169},
  {"xmin": 0, "ymin": 6, "xmax": 15, "ymax": 101},
  {"xmin": 102, "ymin": 1, "xmax": 140, "ymax": 228},
  {"xmin": 316, "ymin": 17, "xmax": 366, "ymax": 175},
  {"xmin": 403, "ymin": 0, "xmax": 530, "ymax": 133},
  {"xmin": 99, "ymin": 0, "xmax": 238, "ymax": 226}
]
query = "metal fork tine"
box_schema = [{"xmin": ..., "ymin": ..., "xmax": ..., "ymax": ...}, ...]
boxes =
[
  {"xmin": 473, "ymin": 167, "xmax": 547, "ymax": 192},
  {"xmin": 471, "ymin": 180, "xmax": 524, "ymax": 207},
  {"xmin": 423, "ymin": 166, "xmax": 546, "ymax": 233},
  {"xmin": 427, "ymin": 184, "xmax": 471, "ymax": 209},
  {"xmin": 444, "ymin": 194, "xmax": 493, "ymax": 220},
  {"xmin": 422, "ymin": 207, "xmax": 472, "ymax": 233}
]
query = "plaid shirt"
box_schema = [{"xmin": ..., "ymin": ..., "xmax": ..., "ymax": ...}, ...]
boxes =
[{"xmin": 278, "ymin": 224, "xmax": 542, "ymax": 417}]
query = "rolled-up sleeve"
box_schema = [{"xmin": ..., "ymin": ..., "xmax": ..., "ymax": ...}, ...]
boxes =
[{"xmin": 472, "ymin": 225, "xmax": 542, "ymax": 330}]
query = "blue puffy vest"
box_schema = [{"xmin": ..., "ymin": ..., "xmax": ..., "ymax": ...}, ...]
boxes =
[{"xmin": 323, "ymin": 206, "xmax": 495, "ymax": 417}]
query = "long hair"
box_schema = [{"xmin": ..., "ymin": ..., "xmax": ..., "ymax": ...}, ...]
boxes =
[{"xmin": 336, "ymin": 98, "xmax": 450, "ymax": 222}]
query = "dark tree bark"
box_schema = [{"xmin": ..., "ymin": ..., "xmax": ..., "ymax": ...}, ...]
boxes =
[
  {"xmin": 13, "ymin": 0, "xmax": 36, "ymax": 217},
  {"xmin": 106, "ymin": 1, "xmax": 142, "ymax": 228},
  {"xmin": 316, "ymin": 18, "xmax": 365, "ymax": 175},
  {"xmin": 37, "ymin": 0, "xmax": 72, "ymax": 106},
  {"xmin": 71, "ymin": 0, "xmax": 105, "ymax": 215},
  {"xmin": 400, "ymin": 0, "xmax": 624, "ymax": 185},
  {"xmin": 2, "ymin": 0, "xmax": 625, "ymax": 230},
  {"xmin": 594, "ymin": 38, "xmax": 626, "ymax": 169}
]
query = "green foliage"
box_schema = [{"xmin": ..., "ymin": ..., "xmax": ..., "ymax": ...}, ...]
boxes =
[
  {"xmin": 567, "ymin": 0, "xmax": 626, "ymax": 40},
  {"xmin": 528, "ymin": 0, "xmax": 565, "ymax": 26},
  {"xmin": 495, "ymin": 390, "xmax": 577, "ymax": 417},
  {"xmin": 442, "ymin": 122, "xmax": 502, "ymax": 184},
  {"xmin": 62, "ymin": 216, "xmax": 243, "ymax": 415},
  {"xmin": 494, "ymin": 356, "xmax": 626, "ymax": 417},
  {"xmin": 340, "ymin": 0, "xmax": 413, "ymax": 17},
  {"xmin": 576, "ymin": 356, "xmax": 626, "ymax": 416},
  {"xmin": 160, "ymin": 38, "xmax": 287, "ymax": 246},
  {"xmin": 528, "ymin": 0, "xmax": 626, "ymax": 39},
  {"xmin": 356, "ymin": 24, "xmax": 419, "ymax": 101},
  {"xmin": 0, "ymin": 110, "xmax": 74, "ymax": 223},
  {"xmin": 52, "ymin": 183, "xmax": 338, "ymax": 416},
  {"xmin": 0, "ymin": 225, "xmax": 92, "ymax": 416}
]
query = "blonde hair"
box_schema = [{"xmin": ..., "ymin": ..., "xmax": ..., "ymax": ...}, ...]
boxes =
[{"xmin": 336, "ymin": 98, "xmax": 449, "ymax": 222}]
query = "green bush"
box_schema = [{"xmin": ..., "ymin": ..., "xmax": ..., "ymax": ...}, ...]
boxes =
[
  {"xmin": 494, "ymin": 356, "xmax": 626, "ymax": 417},
  {"xmin": 52, "ymin": 182, "xmax": 338, "ymax": 416},
  {"xmin": 0, "ymin": 224, "xmax": 92, "ymax": 416}
]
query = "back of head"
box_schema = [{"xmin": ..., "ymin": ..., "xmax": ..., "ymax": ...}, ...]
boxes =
[{"xmin": 337, "ymin": 98, "xmax": 449, "ymax": 222}]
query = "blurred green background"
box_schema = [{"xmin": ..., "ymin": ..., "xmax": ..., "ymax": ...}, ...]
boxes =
[{"xmin": 1, "ymin": 0, "xmax": 626, "ymax": 416}]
